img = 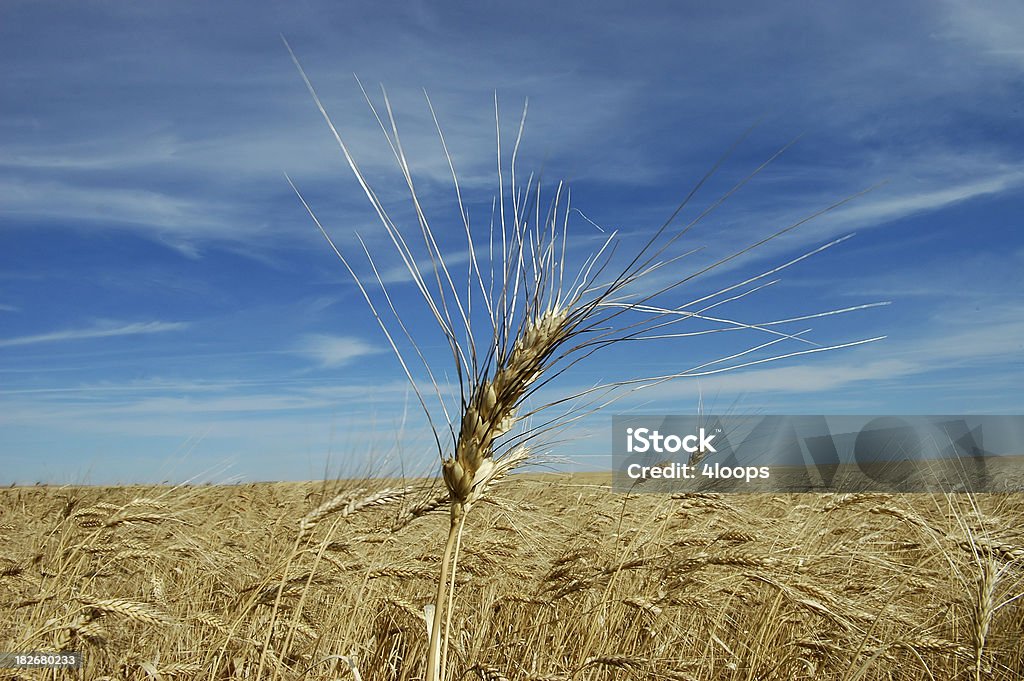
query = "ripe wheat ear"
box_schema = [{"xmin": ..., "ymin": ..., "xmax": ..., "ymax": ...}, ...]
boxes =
[{"xmin": 283, "ymin": 36, "xmax": 887, "ymax": 681}]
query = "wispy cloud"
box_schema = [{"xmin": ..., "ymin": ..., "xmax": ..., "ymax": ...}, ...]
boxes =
[
  {"xmin": 0, "ymin": 321, "xmax": 189, "ymax": 349},
  {"xmin": 0, "ymin": 376, "xmax": 416, "ymax": 436},
  {"xmin": 826, "ymin": 169, "xmax": 1024, "ymax": 232},
  {"xmin": 0, "ymin": 178, "xmax": 236, "ymax": 241},
  {"xmin": 296, "ymin": 334, "xmax": 383, "ymax": 368},
  {"xmin": 938, "ymin": 1, "xmax": 1024, "ymax": 69}
]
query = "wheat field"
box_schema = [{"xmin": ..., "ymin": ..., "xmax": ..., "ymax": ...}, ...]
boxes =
[
  {"xmin": 3, "ymin": 43, "xmax": 1017, "ymax": 681},
  {"xmin": 1, "ymin": 477, "xmax": 1022, "ymax": 680}
]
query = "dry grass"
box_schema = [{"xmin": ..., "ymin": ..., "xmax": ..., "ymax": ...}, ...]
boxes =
[{"xmin": 2, "ymin": 478, "xmax": 1022, "ymax": 680}]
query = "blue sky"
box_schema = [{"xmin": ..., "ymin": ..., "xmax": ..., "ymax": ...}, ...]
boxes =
[{"xmin": 2, "ymin": 1, "xmax": 1022, "ymax": 484}]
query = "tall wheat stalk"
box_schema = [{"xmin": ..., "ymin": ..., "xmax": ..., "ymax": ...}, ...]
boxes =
[{"xmin": 283, "ymin": 36, "xmax": 887, "ymax": 681}]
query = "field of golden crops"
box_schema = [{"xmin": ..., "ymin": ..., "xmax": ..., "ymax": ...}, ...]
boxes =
[{"xmin": 1, "ymin": 477, "xmax": 1022, "ymax": 680}]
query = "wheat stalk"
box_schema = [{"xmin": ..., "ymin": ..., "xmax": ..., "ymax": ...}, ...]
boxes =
[
  {"xmin": 253, "ymin": 485, "xmax": 409, "ymax": 680},
  {"xmin": 283, "ymin": 35, "xmax": 891, "ymax": 681}
]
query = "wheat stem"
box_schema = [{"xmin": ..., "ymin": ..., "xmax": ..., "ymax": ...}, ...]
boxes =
[{"xmin": 427, "ymin": 516, "xmax": 462, "ymax": 681}]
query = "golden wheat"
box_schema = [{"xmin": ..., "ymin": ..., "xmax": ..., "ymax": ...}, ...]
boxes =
[{"xmin": 3, "ymin": 483, "xmax": 1024, "ymax": 678}]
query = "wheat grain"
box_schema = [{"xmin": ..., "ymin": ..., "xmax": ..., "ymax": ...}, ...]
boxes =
[
  {"xmin": 53, "ymin": 611, "xmax": 96, "ymax": 651},
  {"xmin": 368, "ymin": 567, "xmax": 431, "ymax": 580},
  {"xmin": 74, "ymin": 619, "xmax": 108, "ymax": 645},
  {"xmin": 0, "ymin": 560, "xmax": 22, "ymax": 577},
  {"xmin": 717, "ymin": 530, "xmax": 757, "ymax": 542},
  {"xmin": 392, "ymin": 489, "xmax": 450, "ymax": 531},
  {"xmin": 897, "ymin": 636, "xmax": 970, "ymax": 657},
  {"xmin": 821, "ymin": 493, "xmax": 892, "ymax": 511},
  {"xmin": 709, "ymin": 551, "xmax": 776, "ymax": 568},
  {"xmin": 103, "ymin": 512, "xmax": 168, "ymax": 527},
  {"xmin": 579, "ymin": 655, "xmax": 648, "ymax": 671},
  {"xmin": 149, "ymin": 575, "xmax": 166, "ymax": 604},
  {"xmin": 972, "ymin": 554, "xmax": 998, "ymax": 681},
  {"xmin": 299, "ymin": 487, "xmax": 410, "ymax": 539},
  {"xmin": 960, "ymin": 536, "xmax": 1024, "ymax": 561},
  {"xmin": 386, "ymin": 597, "xmax": 428, "ymax": 623},
  {"xmin": 112, "ymin": 549, "xmax": 164, "ymax": 561},
  {"xmin": 469, "ymin": 663, "xmax": 510, "ymax": 681},
  {"xmin": 155, "ymin": 662, "xmax": 204, "ymax": 676},
  {"xmin": 76, "ymin": 597, "xmax": 175, "ymax": 626},
  {"xmin": 622, "ymin": 596, "xmax": 663, "ymax": 618},
  {"xmin": 191, "ymin": 612, "xmax": 228, "ymax": 631}
]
